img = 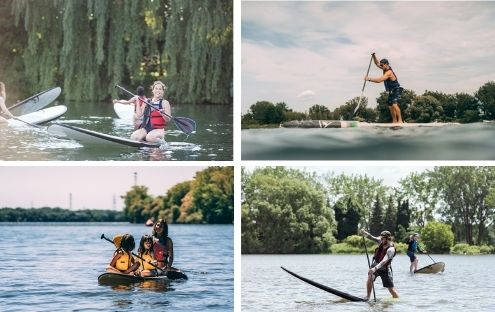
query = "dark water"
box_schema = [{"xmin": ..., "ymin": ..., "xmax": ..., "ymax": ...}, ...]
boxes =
[
  {"xmin": 0, "ymin": 223, "xmax": 233, "ymax": 311},
  {"xmin": 242, "ymin": 123, "xmax": 495, "ymax": 160},
  {"xmin": 0, "ymin": 101, "xmax": 233, "ymax": 161},
  {"xmin": 242, "ymin": 254, "xmax": 495, "ymax": 311}
]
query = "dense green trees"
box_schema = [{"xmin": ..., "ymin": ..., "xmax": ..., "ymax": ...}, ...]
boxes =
[
  {"xmin": 242, "ymin": 81, "xmax": 495, "ymax": 127},
  {"xmin": 0, "ymin": 207, "xmax": 125, "ymax": 222},
  {"xmin": 122, "ymin": 166, "xmax": 234, "ymax": 224},
  {"xmin": 242, "ymin": 166, "xmax": 495, "ymax": 254},
  {"xmin": 0, "ymin": 0, "xmax": 232, "ymax": 104},
  {"xmin": 242, "ymin": 167, "xmax": 336, "ymax": 253}
]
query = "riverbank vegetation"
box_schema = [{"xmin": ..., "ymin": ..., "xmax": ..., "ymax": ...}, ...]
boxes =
[
  {"xmin": 0, "ymin": 0, "xmax": 232, "ymax": 104},
  {"xmin": 242, "ymin": 167, "xmax": 495, "ymax": 254},
  {"xmin": 241, "ymin": 81, "xmax": 495, "ymax": 128},
  {"xmin": 1, "ymin": 167, "xmax": 233, "ymax": 224}
]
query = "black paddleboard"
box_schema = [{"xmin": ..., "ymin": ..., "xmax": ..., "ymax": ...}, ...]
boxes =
[{"xmin": 281, "ymin": 266, "xmax": 367, "ymax": 302}]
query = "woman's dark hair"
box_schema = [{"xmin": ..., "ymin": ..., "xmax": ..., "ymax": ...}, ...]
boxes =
[
  {"xmin": 136, "ymin": 86, "xmax": 145, "ymax": 97},
  {"xmin": 138, "ymin": 234, "xmax": 154, "ymax": 254},
  {"xmin": 120, "ymin": 234, "xmax": 135, "ymax": 251},
  {"xmin": 152, "ymin": 219, "xmax": 168, "ymax": 239}
]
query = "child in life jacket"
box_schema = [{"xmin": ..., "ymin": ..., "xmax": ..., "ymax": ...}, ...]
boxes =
[
  {"xmin": 137, "ymin": 234, "xmax": 159, "ymax": 277},
  {"xmin": 106, "ymin": 234, "xmax": 140, "ymax": 275}
]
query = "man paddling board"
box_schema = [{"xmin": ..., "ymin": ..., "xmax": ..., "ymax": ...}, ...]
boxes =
[
  {"xmin": 361, "ymin": 229, "xmax": 399, "ymax": 300},
  {"xmin": 364, "ymin": 53, "xmax": 403, "ymax": 124}
]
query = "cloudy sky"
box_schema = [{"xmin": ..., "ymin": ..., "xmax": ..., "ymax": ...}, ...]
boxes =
[
  {"xmin": 242, "ymin": 1, "xmax": 495, "ymax": 113},
  {"xmin": 0, "ymin": 166, "xmax": 208, "ymax": 210}
]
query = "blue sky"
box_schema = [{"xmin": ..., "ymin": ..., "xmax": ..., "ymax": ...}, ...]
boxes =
[
  {"xmin": 0, "ymin": 166, "xmax": 208, "ymax": 210},
  {"xmin": 242, "ymin": 1, "xmax": 495, "ymax": 113}
]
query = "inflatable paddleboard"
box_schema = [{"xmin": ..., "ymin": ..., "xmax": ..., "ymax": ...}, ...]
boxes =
[
  {"xmin": 8, "ymin": 87, "xmax": 62, "ymax": 115},
  {"xmin": 7, "ymin": 105, "xmax": 67, "ymax": 127}
]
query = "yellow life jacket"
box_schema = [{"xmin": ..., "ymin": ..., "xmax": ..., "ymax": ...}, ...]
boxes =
[
  {"xmin": 139, "ymin": 252, "xmax": 155, "ymax": 270},
  {"xmin": 115, "ymin": 251, "xmax": 133, "ymax": 271}
]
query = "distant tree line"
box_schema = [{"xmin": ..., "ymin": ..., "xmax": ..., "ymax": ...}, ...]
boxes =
[
  {"xmin": 241, "ymin": 81, "xmax": 495, "ymax": 127},
  {"xmin": 0, "ymin": 207, "xmax": 125, "ymax": 222},
  {"xmin": 242, "ymin": 167, "xmax": 495, "ymax": 254},
  {"xmin": 123, "ymin": 166, "xmax": 233, "ymax": 224},
  {"xmin": 0, "ymin": 0, "xmax": 232, "ymax": 104}
]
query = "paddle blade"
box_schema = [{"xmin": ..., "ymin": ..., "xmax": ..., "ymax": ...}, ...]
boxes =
[
  {"xmin": 173, "ymin": 117, "xmax": 196, "ymax": 135},
  {"xmin": 166, "ymin": 270, "xmax": 188, "ymax": 280},
  {"xmin": 112, "ymin": 234, "xmax": 124, "ymax": 248}
]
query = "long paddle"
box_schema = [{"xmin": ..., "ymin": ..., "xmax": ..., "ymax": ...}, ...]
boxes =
[
  {"xmin": 114, "ymin": 84, "xmax": 196, "ymax": 135},
  {"xmin": 353, "ymin": 54, "xmax": 374, "ymax": 116},
  {"xmin": 426, "ymin": 253, "xmax": 437, "ymax": 264},
  {"xmin": 362, "ymin": 233, "xmax": 377, "ymax": 302},
  {"xmin": 100, "ymin": 234, "xmax": 187, "ymax": 280}
]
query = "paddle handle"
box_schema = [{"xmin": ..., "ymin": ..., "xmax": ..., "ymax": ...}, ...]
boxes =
[{"xmin": 362, "ymin": 235, "xmax": 377, "ymax": 302}]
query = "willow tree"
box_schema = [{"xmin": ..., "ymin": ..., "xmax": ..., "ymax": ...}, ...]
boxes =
[{"xmin": 7, "ymin": 0, "xmax": 232, "ymax": 104}]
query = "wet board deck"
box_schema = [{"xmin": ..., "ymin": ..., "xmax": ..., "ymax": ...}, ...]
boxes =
[
  {"xmin": 414, "ymin": 262, "xmax": 445, "ymax": 274},
  {"xmin": 281, "ymin": 266, "xmax": 367, "ymax": 302},
  {"xmin": 281, "ymin": 120, "xmax": 460, "ymax": 129},
  {"xmin": 8, "ymin": 87, "xmax": 62, "ymax": 115},
  {"xmin": 7, "ymin": 105, "xmax": 67, "ymax": 127},
  {"xmin": 47, "ymin": 123, "xmax": 160, "ymax": 148},
  {"xmin": 98, "ymin": 270, "xmax": 187, "ymax": 285}
]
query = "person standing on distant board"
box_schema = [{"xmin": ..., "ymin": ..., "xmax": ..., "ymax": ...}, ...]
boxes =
[
  {"xmin": 130, "ymin": 81, "xmax": 171, "ymax": 144},
  {"xmin": 113, "ymin": 86, "xmax": 147, "ymax": 130},
  {"xmin": 364, "ymin": 53, "xmax": 403, "ymax": 123},
  {"xmin": 407, "ymin": 233, "xmax": 427, "ymax": 273},
  {"xmin": 0, "ymin": 82, "xmax": 15, "ymax": 123}
]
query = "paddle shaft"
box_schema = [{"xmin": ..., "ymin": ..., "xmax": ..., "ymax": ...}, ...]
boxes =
[
  {"xmin": 100, "ymin": 234, "xmax": 166, "ymax": 274},
  {"xmin": 362, "ymin": 235, "xmax": 377, "ymax": 302},
  {"xmin": 353, "ymin": 54, "xmax": 374, "ymax": 116},
  {"xmin": 426, "ymin": 253, "xmax": 437, "ymax": 264},
  {"xmin": 115, "ymin": 85, "xmax": 173, "ymax": 119}
]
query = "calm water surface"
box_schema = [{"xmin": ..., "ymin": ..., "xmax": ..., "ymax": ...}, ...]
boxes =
[
  {"xmin": 0, "ymin": 101, "xmax": 232, "ymax": 161},
  {"xmin": 242, "ymin": 254, "xmax": 495, "ymax": 312},
  {"xmin": 242, "ymin": 123, "xmax": 495, "ymax": 160},
  {"xmin": 0, "ymin": 223, "xmax": 233, "ymax": 311}
]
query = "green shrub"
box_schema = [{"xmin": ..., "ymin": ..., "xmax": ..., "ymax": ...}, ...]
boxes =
[
  {"xmin": 394, "ymin": 242, "xmax": 408, "ymax": 254},
  {"xmin": 343, "ymin": 235, "xmax": 375, "ymax": 249},
  {"xmin": 422, "ymin": 222, "xmax": 454, "ymax": 253},
  {"xmin": 479, "ymin": 245, "xmax": 495, "ymax": 254},
  {"xmin": 330, "ymin": 243, "xmax": 362, "ymax": 254},
  {"xmin": 451, "ymin": 243, "xmax": 480, "ymax": 255}
]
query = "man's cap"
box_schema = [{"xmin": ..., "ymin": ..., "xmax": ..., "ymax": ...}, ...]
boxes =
[
  {"xmin": 413, "ymin": 233, "xmax": 420, "ymax": 237},
  {"xmin": 379, "ymin": 58, "xmax": 389, "ymax": 65},
  {"xmin": 380, "ymin": 230, "xmax": 392, "ymax": 237}
]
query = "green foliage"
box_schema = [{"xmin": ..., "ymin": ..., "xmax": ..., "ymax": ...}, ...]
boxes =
[
  {"xmin": 0, "ymin": 207, "xmax": 125, "ymax": 222},
  {"xmin": 2, "ymin": 0, "xmax": 232, "ymax": 104},
  {"xmin": 242, "ymin": 167, "xmax": 336, "ymax": 254},
  {"xmin": 406, "ymin": 95, "xmax": 443, "ymax": 122},
  {"xmin": 308, "ymin": 104, "xmax": 331, "ymax": 120},
  {"xmin": 455, "ymin": 93, "xmax": 481, "ymax": 123},
  {"xmin": 475, "ymin": 81, "xmax": 495, "ymax": 119},
  {"xmin": 330, "ymin": 243, "xmax": 362, "ymax": 254},
  {"xmin": 335, "ymin": 198, "xmax": 361, "ymax": 240},
  {"xmin": 376, "ymin": 89, "xmax": 416, "ymax": 122},
  {"xmin": 383, "ymin": 196, "xmax": 397, "ymax": 237},
  {"xmin": 369, "ymin": 195, "xmax": 384, "ymax": 235},
  {"xmin": 421, "ymin": 221, "xmax": 454, "ymax": 253},
  {"xmin": 450, "ymin": 243, "xmax": 494, "ymax": 255}
]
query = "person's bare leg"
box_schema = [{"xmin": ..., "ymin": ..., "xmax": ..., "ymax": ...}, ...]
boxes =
[
  {"xmin": 366, "ymin": 274, "xmax": 373, "ymax": 300},
  {"xmin": 389, "ymin": 106, "xmax": 397, "ymax": 123},
  {"xmin": 393, "ymin": 103, "xmax": 403, "ymax": 123},
  {"xmin": 388, "ymin": 287, "xmax": 399, "ymax": 298}
]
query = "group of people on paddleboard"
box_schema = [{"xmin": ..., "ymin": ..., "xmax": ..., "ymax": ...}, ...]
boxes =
[
  {"xmin": 361, "ymin": 229, "xmax": 427, "ymax": 301},
  {"xmin": 113, "ymin": 81, "xmax": 171, "ymax": 145},
  {"xmin": 364, "ymin": 52, "xmax": 404, "ymax": 124},
  {"xmin": 0, "ymin": 82, "xmax": 15, "ymax": 123},
  {"xmin": 106, "ymin": 219, "xmax": 175, "ymax": 277}
]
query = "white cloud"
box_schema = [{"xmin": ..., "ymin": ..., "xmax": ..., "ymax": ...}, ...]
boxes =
[{"xmin": 297, "ymin": 90, "xmax": 316, "ymax": 100}]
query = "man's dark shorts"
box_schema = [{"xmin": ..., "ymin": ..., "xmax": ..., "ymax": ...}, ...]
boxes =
[
  {"xmin": 387, "ymin": 87, "xmax": 402, "ymax": 106},
  {"xmin": 407, "ymin": 251, "xmax": 417, "ymax": 262},
  {"xmin": 372, "ymin": 265, "xmax": 394, "ymax": 288}
]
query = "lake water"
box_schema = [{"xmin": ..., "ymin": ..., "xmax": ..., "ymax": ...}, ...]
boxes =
[
  {"xmin": 242, "ymin": 254, "xmax": 495, "ymax": 311},
  {"xmin": 0, "ymin": 223, "xmax": 233, "ymax": 311},
  {"xmin": 1, "ymin": 101, "xmax": 233, "ymax": 161},
  {"xmin": 242, "ymin": 123, "xmax": 495, "ymax": 160}
]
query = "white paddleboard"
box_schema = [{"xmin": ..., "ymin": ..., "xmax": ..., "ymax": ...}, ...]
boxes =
[
  {"xmin": 47, "ymin": 123, "xmax": 160, "ymax": 148},
  {"xmin": 8, "ymin": 87, "xmax": 62, "ymax": 115},
  {"xmin": 113, "ymin": 103, "xmax": 134, "ymax": 122},
  {"xmin": 7, "ymin": 105, "xmax": 67, "ymax": 127}
]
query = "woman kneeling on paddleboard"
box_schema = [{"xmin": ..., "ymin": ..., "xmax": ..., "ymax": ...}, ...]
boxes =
[
  {"xmin": 152, "ymin": 219, "xmax": 174, "ymax": 274},
  {"xmin": 137, "ymin": 234, "xmax": 159, "ymax": 277},
  {"xmin": 0, "ymin": 82, "xmax": 15, "ymax": 123},
  {"xmin": 130, "ymin": 81, "xmax": 171, "ymax": 144},
  {"xmin": 106, "ymin": 234, "xmax": 140, "ymax": 275},
  {"xmin": 361, "ymin": 229, "xmax": 399, "ymax": 300}
]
